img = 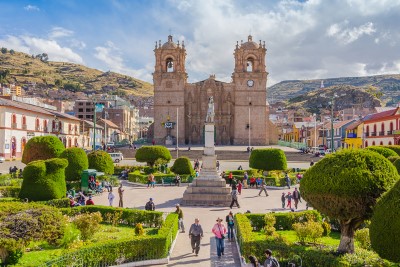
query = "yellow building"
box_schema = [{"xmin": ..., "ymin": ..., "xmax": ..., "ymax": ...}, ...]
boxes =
[
  {"xmin": 10, "ymin": 85, "xmax": 22, "ymax": 96},
  {"xmin": 343, "ymin": 120, "xmax": 363, "ymax": 149}
]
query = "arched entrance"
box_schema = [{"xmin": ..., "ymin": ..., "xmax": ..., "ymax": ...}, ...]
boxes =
[
  {"xmin": 68, "ymin": 138, "xmax": 72, "ymax": 148},
  {"xmin": 62, "ymin": 137, "xmax": 67, "ymax": 147},
  {"xmin": 11, "ymin": 137, "xmax": 16, "ymax": 158}
]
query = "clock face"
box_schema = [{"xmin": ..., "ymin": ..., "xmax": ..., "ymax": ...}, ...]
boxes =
[{"xmin": 247, "ymin": 80, "xmax": 254, "ymax": 87}]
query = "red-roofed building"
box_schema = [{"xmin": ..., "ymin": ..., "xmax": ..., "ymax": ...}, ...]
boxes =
[{"xmin": 363, "ymin": 107, "xmax": 400, "ymax": 147}]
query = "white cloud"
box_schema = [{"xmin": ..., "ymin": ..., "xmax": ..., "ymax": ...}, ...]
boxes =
[
  {"xmin": 0, "ymin": 35, "xmax": 83, "ymax": 64},
  {"xmin": 49, "ymin": 27, "xmax": 74, "ymax": 39},
  {"xmin": 327, "ymin": 21, "xmax": 376, "ymax": 44},
  {"xmin": 24, "ymin": 5, "xmax": 40, "ymax": 11}
]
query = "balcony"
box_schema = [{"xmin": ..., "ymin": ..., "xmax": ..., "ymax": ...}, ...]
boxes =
[
  {"xmin": 11, "ymin": 123, "xmax": 17, "ymax": 129},
  {"xmin": 36, "ymin": 126, "xmax": 41, "ymax": 131},
  {"xmin": 379, "ymin": 131, "xmax": 385, "ymax": 136},
  {"xmin": 365, "ymin": 132, "xmax": 370, "ymax": 137},
  {"xmin": 22, "ymin": 124, "xmax": 27, "ymax": 130},
  {"xmin": 347, "ymin": 133, "xmax": 357, "ymax": 138},
  {"xmin": 43, "ymin": 127, "xmax": 48, "ymax": 132},
  {"xmin": 371, "ymin": 132, "xmax": 377, "ymax": 136},
  {"xmin": 387, "ymin": 131, "xmax": 393, "ymax": 135}
]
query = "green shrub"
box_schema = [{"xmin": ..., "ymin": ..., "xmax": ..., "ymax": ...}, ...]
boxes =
[
  {"xmin": 88, "ymin": 150, "xmax": 114, "ymax": 175},
  {"xmin": 57, "ymin": 223, "xmax": 81, "ymax": 248},
  {"xmin": 387, "ymin": 156, "xmax": 400, "ymax": 163},
  {"xmin": 19, "ymin": 158, "xmax": 68, "ymax": 201},
  {"xmin": 383, "ymin": 145, "xmax": 400, "ymax": 156},
  {"xmin": 0, "ymin": 238, "xmax": 24, "ymax": 265},
  {"xmin": 135, "ymin": 223, "xmax": 145, "ymax": 236},
  {"xmin": 171, "ymin": 157, "xmax": 194, "ymax": 175},
  {"xmin": 301, "ymin": 149, "xmax": 399, "ymax": 254},
  {"xmin": 264, "ymin": 213, "xmax": 276, "ymax": 236},
  {"xmin": 135, "ymin": 145, "xmax": 172, "ymax": 167},
  {"xmin": 226, "ymin": 169, "xmax": 260, "ymax": 176},
  {"xmin": 73, "ymin": 212, "xmax": 103, "ymax": 240},
  {"xmin": 249, "ymin": 148, "xmax": 287, "ymax": 171},
  {"xmin": 60, "ymin": 205, "xmax": 163, "ymax": 228},
  {"xmin": 393, "ymin": 159, "xmax": 400, "ymax": 174},
  {"xmin": 0, "ymin": 186, "xmax": 20, "ymax": 197},
  {"xmin": 104, "ymin": 210, "xmax": 123, "ymax": 227},
  {"xmin": 60, "ymin": 147, "xmax": 89, "ymax": 181},
  {"xmin": 370, "ymin": 179, "xmax": 400, "ymax": 263},
  {"xmin": 293, "ymin": 221, "xmax": 324, "ymax": 245},
  {"xmin": 321, "ymin": 221, "xmax": 331, "ymax": 236},
  {"xmin": 22, "ymin": 136, "xmax": 65, "ymax": 164},
  {"xmin": 365, "ymin": 146, "xmax": 398, "ymax": 158},
  {"xmin": 42, "ymin": 198, "xmax": 70, "ymax": 208},
  {"xmin": 354, "ymin": 228, "xmax": 371, "ymax": 250}
]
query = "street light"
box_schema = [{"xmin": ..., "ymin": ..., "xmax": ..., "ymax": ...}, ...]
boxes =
[
  {"xmin": 321, "ymin": 93, "xmax": 342, "ymax": 152},
  {"xmin": 313, "ymin": 113, "xmax": 317, "ymax": 148}
]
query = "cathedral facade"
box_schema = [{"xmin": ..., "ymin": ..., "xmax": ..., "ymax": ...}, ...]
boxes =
[{"xmin": 153, "ymin": 35, "xmax": 276, "ymax": 145}]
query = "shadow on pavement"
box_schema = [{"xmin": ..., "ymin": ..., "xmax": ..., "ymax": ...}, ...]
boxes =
[
  {"xmin": 135, "ymin": 197, "xmax": 183, "ymax": 210},
  {"xmin": 209, "ymin": 236, "xmax": 241, "ymax": 267}
]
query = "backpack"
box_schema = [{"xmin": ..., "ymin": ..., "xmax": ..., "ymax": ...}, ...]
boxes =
[
  {"xmin": 271, "ymin": 257, "xmax": 280, "ymax": 267},
  {"xmin": 145, "ymin": 201, "xmax": 152, "ymax": 210}
]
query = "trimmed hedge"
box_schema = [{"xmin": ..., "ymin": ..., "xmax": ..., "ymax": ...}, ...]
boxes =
[
  {"xmin": 135, "ymin": 146, "xmax": 172, "ymax": 166},
  {"xmin": 60, "ymin": 147, "xmax": 89, "ymax": 181},
  {"xmin": 370, "ymin": 179, "xmax": 400, "ymax": 263},
  {"xmin": 393, "ymin": 159, "xmax": 400, "ymax": 174},
  {"xmin": 0, "ymin": 186, "xmax": 21, "ymax": 197},
  {"xmin": 43, "ymin": 213, "xmax": 178, "ymax": 266},
  {"xmin": 19, "ymin": 158, "xmax": 68, "ymax": 201},
  {"xmin": 171, "ymin": 157, "xmax": 193, "ymax": 175},
  {"xmin": 128, "ymin": 171, "xmax": 192, "ymax": 184},
  {"xmin": 365, "ymin": 146, "xmax": 398, "ymax": 158},
  {"xmin": 60, "ymin": 205, "xmax": 164, "ymax": 228},
  {"xmin": 225, "ymin": 169, "xmax": 260, "ymax": 176},
  {"xmin": 383, "ymin": 145, "xmax": 400, "ymax": 156},
  {"xmin": 249, "ymin": 148, "xmax": 287, "ymax": 171},
  {"xmin": 22, "ymin": 136, "xmax": 65, "ymax": 164},
  {"xmin": 88, "ymin": 150, "xmax": 114, "ymax": 175}
]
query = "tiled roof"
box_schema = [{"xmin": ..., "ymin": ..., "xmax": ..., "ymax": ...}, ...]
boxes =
[
  {"xmin": 345, "ymin": 120, "xmax": 362, "ymax": 130},
  {"xmin": 0, "ymin": 97, "xmax": 53, "ymax": 115},
  {"xmin": 48, "ymin": 110, "xmax": 80, "ymax": 121},
  {"xmin": 332, "ymin": 119, "xmax": 355, "ymax": 129},
  {"xmin": 83, "ymin": 120, "xmax": 104, "ymax": 129},
  {"xmin": 363, "ymin": 107, "xmax": 399, "ymax": 122},
  {"xmin": 98, "ymin": 118, "xmax": 119, "ymax": 128}
]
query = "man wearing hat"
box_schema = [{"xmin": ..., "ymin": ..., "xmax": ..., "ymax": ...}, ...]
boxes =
[
  {"xmin": 86, "ymin": 195, "xmax": 95, "ymax": 205},
  {"xmin": 175, "ymin": 204, "xmax": 185, "ymax": 233},
  {"xmin": 145, "ymin": 198, "xmax": 155, "ymax": 211},
  {"xmin": 212, "ymin": 217, "xmax": 227, "ymax": 258},
  {"xmin": 189, "ymin": 218, "xmax": 203, "ymax": 256}
]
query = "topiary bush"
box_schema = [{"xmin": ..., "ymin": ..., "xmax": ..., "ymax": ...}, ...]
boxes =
[
  {"xmin": 19, "ymin": 158, "xmax": 68, "ymax": 201},
  {"xmin": 72, "ymin": 212, "xmax": 103, "ymax": 240},
  {"xmin": 135, "ymin": 145, "xmax": 172, "ymax": 167},
  {"xmin": 365, "ymin": 146, "xmax": 398, "ymax": 158},
  {"xmin": 292, "ymin": 221, "xmax": 324, "ymax": 245},
  {"xmin": 88, "ymin": 150, "xmax": 114, "ymax": 175},
  {"xmin": 393, "ymin": 159, "xmax": 400, "ymax": 174},
  {"xmin": 383, "ymin": 145, "xmax": 400, "ymax": 156},
  {"xmin": 134, "ymin": 223, "xmax": 145, "ymax": 236},
  {"xmin": 60, "ymin": 147, "xmax": 89, "ymax": 181},
  {"xmin": 249, "ymin": 148, "xmax": 287, "ymax": 171},
  {"xmin": 321, "ymin": 221, "xmax": 331, "ymax": 237},
  {"xmin": 354, "ymin": 228, "xmax": 371, "ymax": 250},
  {"xmin": 370, "ymin": 179, "xmax": 400, "ymax": 263},
  {"xmin": 171, "ymin": 156, "xmax": 194, "ymax": 175},
  {"xmin": 22, "ymin": 136, "xmax": 65, "ymax": 164},
  {"xmin": 301, "ymin": 149, "xmax": 399, "ymax": 254}
]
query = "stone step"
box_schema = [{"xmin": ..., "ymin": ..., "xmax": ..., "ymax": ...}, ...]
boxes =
[
  {"xmin": 191, "ymin": 179, "xmax": 227, "ymax": 187},
  {"xmin": 182, "ymin": 193, "xmax": 232, "ymax": 206},
  {"xmin": 185, "ymin": 186, "xmax": 231, "ymax": 194}
]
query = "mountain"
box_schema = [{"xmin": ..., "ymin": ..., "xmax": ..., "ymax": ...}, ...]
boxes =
[
  {"xmin": 0, "ymin": 49, "xmax": 153, "ymax": 98},
  {"xmin": 268, "ymin": 74, "xmax": 400, "ymax": 106}
]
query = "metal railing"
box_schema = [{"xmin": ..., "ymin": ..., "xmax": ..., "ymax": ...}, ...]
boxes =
[
  {"xmin": 379, "ymin": 131, "xmax": 385, "ymax": 136},
  {"xmin": 277, "ymin": 140, "xmax": 307, "ymax": 149}
]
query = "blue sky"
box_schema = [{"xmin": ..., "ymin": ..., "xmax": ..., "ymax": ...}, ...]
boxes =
[{"xmin": 1, "ymin": 0, "xmax": 400, "ymax": 86}]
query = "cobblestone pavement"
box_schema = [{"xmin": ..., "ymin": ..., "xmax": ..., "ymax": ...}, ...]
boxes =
[{"xmin": 93, "ymin": 181, "xmax": 307, "ymax": 267}]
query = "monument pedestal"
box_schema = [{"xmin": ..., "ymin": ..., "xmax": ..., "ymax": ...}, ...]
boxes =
[{"xmin": 182, "ymin": 123, "xmax": 231, "ymax": 206}]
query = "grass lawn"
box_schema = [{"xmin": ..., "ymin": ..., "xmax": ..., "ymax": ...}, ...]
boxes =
[
  {"xmin": 252, "ymin": 230, "xmax": 341, "ymax": 247},
  {"xmin": 16, "ymin": 224, "xmax": 157, "ymax": 266}
]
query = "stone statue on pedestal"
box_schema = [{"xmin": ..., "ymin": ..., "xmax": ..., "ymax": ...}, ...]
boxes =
[{"xmin": 205, "ymin": 96, "xmax": 215, "ymax": 123}]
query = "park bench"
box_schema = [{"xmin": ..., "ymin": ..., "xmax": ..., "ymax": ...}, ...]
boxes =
[{"xmin": 161, "ymin": 177, "xmax": 175, "ymax": 186}]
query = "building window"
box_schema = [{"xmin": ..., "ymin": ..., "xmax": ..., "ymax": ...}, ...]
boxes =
[
  {"xmin": 166, "ymin": 58, "xmax": 174, "ymax": 72},
  {"xmin": 86, "ymin": 115, "xmax": 92, "ymax": 119},
  {"xmin": 372, "ymin": 141, "xmax": 376, "ymax": 146},
  {"xmin": 78, "ymin": 108, "xmax": 83, "ymax": 112},
  {"xmin": 78, "ymin": 115, "xmax": 83, "ymax": 118},
  {"xmin": 380, "ymin": 141, "xmax": 383, "ymax": 145},
  {"xmin": 389, "ymin": 141, "xmax": 392, "ymax": 145},
  {"xmin": 365, "ymin": 141, "xmax": 368, "ymax": 147},
  {"xmin": 78, "ymin": 102, "xmax": 84, "ymax": 106},
  {"xmin": 246, "ymin": 57, "xmax": 254, "ymax": 72}
]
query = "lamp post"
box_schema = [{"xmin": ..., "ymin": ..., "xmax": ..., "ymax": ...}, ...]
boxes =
[
  {"xmin": 321, "ymin": 93, "xmax": 340, "ymax": 152},
  {"xmin": 313, "ymin": 113, "xmax": 317, "ymax": 148}
]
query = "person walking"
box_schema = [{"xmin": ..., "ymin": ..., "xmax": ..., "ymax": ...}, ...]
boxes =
[
  {"xmin": 118, "ymin": 184, "xmax": 124, "ymax": 207},
  {"xmin": 292, "ymin": 187, "xmax": 301, "ymax": 209},
  {"xmin": 284, "ymin": 173, "xmax": 291, "ymax": 189},
  {"xmin": 108, "ymin": 188, "xmax": 115, "ymax": 207},
  {"xmin": 237, "ymin": 180, "xmax": 243, "ymax": 195},
  {"xmin": 145, "ymin": 198, "xmax": 155, "ymax": 211},
  {"xmin": 148, "ymin": 173, "xmax": 155, "ymax": 188},
  {"xmin": 286, "ymin": 192, "xmax": 292, "ymax": 210},
  {"xmin": 175, "ymin": 204, "xmax": 185, "ymax": 233},
  {"xmin": 226, "ymin": 211, "xmax": 235, "ymax": 241},
  {"xmin": 258, "ymin": 180, "xmax": 269, "ymax": 197},
  {"xmin": 263, "ymin": 249, "xmax": 280, "ymax": 267},
  {"xmin": 212, "ymin": 218, "xmax": 227, "ymax": 258},
  {"xmin": 230, "ymin": 188, "xmax": 240, "ymax": 209},
  {"xmin": 216, "ymin": 160, "xmax": 220, "ymax": 171},
  {"xmin": 189, "ymin": 218, "xmax": 203, "ymax": 256},
  {"xmin": 228, "ymin": 172, "xmax": 233, "ymax": 186},
  {"xmin": 281, "ymin": 193, "xmax": 286, "ymax": 209}
]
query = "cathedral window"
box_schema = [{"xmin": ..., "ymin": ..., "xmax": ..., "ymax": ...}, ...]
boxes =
[
  {"xmin": 246, "ymin": 57, "xmax": 254, "ymax": 72},
  {"xmin": 166, "ymin": 58, "xmax": 174, "ymax": 72}
]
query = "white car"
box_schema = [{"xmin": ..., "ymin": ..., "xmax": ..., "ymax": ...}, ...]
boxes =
[
  {"xmin": 0, "ymin": 156, "xmax": 5, "ymax": 163},
  {"xmin": 108, "ymin": 152, "xmax": 123, "ymax": 163}
]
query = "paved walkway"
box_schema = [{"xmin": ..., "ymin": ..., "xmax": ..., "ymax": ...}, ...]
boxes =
[{"xmin": 93, "ymin": 181, "xmax": 308, "ymax": 267}]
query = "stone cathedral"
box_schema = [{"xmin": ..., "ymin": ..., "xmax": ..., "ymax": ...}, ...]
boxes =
[{"xmin": 152, "ymin": 35, "xmax": 277, "ymax": 145}]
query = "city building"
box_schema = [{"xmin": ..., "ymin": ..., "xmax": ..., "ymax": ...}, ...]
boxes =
[
  {"xmin": 80, "ymin": 120, "xmax": 104, "ymax": 149},
  {"xmin": 326, "ymin": 119, "xmax": 355, "ymax": 150},
  {"xmin": 343, "ymin": 120, "xmax": 364, "ymax": 149},
  {"xmin": 152, "ymin": 35, "xmax": 278, "ymax": 145},
  {"xmin": 363, "ymin": 107, "xmax": 400, "ymax": 146}
]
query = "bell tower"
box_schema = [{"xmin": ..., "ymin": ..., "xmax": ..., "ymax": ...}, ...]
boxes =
[
  {"xmin": 232, "ymin": 35, "xmax": 269, "ymax": 145},
  {"xmin": 153, "ymin": 35, "xmax": 187, "ymax": 145}
]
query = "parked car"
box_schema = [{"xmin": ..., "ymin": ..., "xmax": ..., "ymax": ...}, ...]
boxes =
[
  {"xmin": 108, "ymin": 152, "xmax": 123, "ymax": 163},
  {"xmin": 106, "ymin": 142, "xmax": 115, "ymax": 147},
  {"xmin": 0, "ymin": 156, "xmax": 5, "ymax": 163}
]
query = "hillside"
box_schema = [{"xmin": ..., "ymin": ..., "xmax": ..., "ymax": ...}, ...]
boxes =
[
  {"xmin": 268, "ymin": 74, "xmax": 400, "ymax": 106},
  {"xmin": 0, "ymin": 49, "xmax": 153, "ymax": 98}
]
